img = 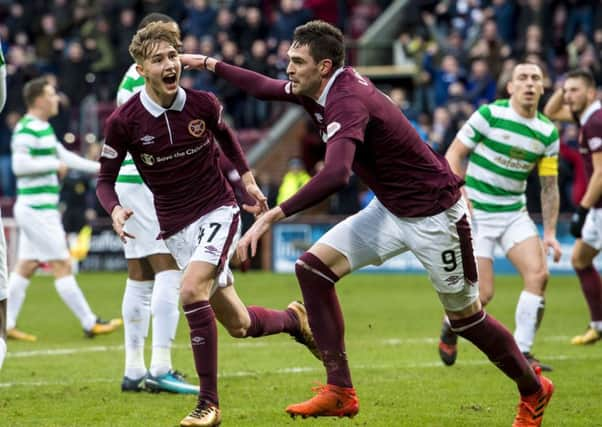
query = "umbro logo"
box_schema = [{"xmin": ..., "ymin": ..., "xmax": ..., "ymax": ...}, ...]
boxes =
[
  {"xmin": 192, "ymin": 336, "xmax": 206, "ymax": 345},
  {"xmin": 205, "ymin": 245, "xmax": 220, "ymax": 256},
  {"xmin": 140, "ymin": 134, "xmax": 155, "ymax": 145}
]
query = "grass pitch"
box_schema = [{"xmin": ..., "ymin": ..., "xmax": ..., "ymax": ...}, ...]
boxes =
[{"xmin": 1, "ymin": 271, "xmax": 600, "ymax": 426}]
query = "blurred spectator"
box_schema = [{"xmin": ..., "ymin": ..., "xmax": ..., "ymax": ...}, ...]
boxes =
[
  {"xmin": 424, "ymin": 53, "xmax": 464, "ymax": 107},
  {"xmin": 304, "ymin": 0, "xmax": 339, "ymax": 25},
  {"xmin": 183, "ymin": 0, "xmax": 217, "ymax": 39},
  {"xmin": 486, "ymin": 0, "xmax": 515, "ymax": 44},
  {"xmin": 465, "ymin": 58, "xmax": 496, "ymax": 107},
  {"xmin": 114, "ymin": 8, "xmax": 138, "ymax": 76},
  {"xmin": 270, "ymin": 0, "xmax": 313, "ymax": 43},
  {"xmin": 242, "ymin": 40, "xmax": 273, "ymax": 128},
  {"xmin": 564, "ymin": 0, "xmax": 593, "ymax": 43},
  {"xmin": 277, "ymin": 157, "xmax": 311, "ymax": 205},
  {"xmin": 428, "ymin": 107, "xmax": 455, "ymax": 154},
  {"xmin": 81, "ymin": 16, "xmax": 116, "ymax": 101},
  {"xmin": 34, "ymin": 13, "xmax": 64, "ymax": 72}
]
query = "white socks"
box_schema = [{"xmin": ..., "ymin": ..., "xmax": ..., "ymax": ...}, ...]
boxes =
[
  {"xmin": 514, "ymin": 290, "xmax": 544, "ymax": 353},
  {"xmin": 6, "ymin": 273, "xmax": 30, "ymax": 330},
  {"xmin": 0, "ymin": 337, "xmax": 5, "ymax": 370},
  {"xmin": 122, "ymin": 279, "xmax": 153, "ymax": 380},
  {"xmin": 150, "ymin": 270, "xmax": 181, "ymax": 377},
  {"xmin": 54, "ymin": 276, "xmax": 97, "ymax": 331}
]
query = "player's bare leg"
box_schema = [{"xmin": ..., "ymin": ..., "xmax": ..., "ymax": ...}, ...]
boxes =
[
  {"xmin": 211, "ymin": 283, "xmax": 319, "ymax": 359},
  {"xmin": 286, "ymin": 245, "xmax": 359, "ymax": 419},
  {"xmin": 571, "ymin": 239, "xmax": 602, "ymax": 344},
  {"xmin": 507, "ymin": 237, "xmax": 552, "ymax": 371}
]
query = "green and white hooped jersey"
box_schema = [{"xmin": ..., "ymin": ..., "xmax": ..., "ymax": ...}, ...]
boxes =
[
  {"xmin": 12, "ymin": 115, "xmax": 62, "ymax": 210},
  {"xmin": 116, "ymin": 63, "xmax": 144, "ymax": 184},
  {"xmin": 457, "ymin": 99, "xmax": 559, "ymax": 213}
]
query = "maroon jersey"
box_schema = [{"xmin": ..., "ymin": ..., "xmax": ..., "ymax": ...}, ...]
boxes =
[
  {"xmin": 578, "ymin": 100, "xmax": 602, "ymax": 209},
  {"xmin": 215, "ymin": 63, "xmax": 461, "ymax": 217},
  {"xmin": 96, "ymin": 87, "xmax": 249, "ymax": 238}
]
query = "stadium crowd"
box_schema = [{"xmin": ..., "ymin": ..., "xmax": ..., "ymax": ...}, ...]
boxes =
[
  {"xmin": 0, "ymin": 0, "xmax": 386, "ymax": 198},
  {"xmin": 0, "ymin": 0, "xmax": 600, "ymax": 216}
]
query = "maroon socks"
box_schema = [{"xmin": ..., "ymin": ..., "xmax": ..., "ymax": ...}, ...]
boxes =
[
  {"xmin": 450, "ymin": 310, "xmax": 540, "ymax": 396},
  {"xmin": 296, "ymin": 252, "xmax": 353, "ymax": 388},
  {"xmin": 575, "ymin": 266, "xmax": 602, "ymax": 322},
  {"xmin": 184, "ymin": 301, "xmax": 219, "ymax": 406},
  {"xmin": 246, "ymin": 305, "xmax": 299, "ymax": 337}
]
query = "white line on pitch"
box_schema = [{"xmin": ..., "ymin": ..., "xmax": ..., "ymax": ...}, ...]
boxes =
[
  {"xmin": 5, "ymin": 335, "xmax": 574, "ymax": 359},
  {"xmin": 2, "ymin": 353, "xmax": 602, "ymax": 388}
]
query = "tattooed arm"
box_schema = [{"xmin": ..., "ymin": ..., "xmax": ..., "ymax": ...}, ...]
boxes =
[{"xmin": 540, "ymin": 175, "xmax": 562, "ymax": 262}]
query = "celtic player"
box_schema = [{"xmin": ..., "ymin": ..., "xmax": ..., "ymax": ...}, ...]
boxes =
[
  {"xmin": 0, "ymin": 37, "xmax": 7, "ymax": 369},
  {"xmin": 439, "ymin": 63, "xmax": 561, "ymax": 372},
  {"xmin": 6, "ymin": 77, "xmax": 122, "ymax": 341}
]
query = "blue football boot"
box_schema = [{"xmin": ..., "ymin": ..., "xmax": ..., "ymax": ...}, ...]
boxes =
[{"xmin": 145, "ymin": 370, "xmax": 199, "ymax": 394}]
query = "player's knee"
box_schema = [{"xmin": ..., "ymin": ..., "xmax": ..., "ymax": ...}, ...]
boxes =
[
  {"xmin": 51, "ymin": 260, "xmax": 72, "ymax": 278},
  {"xmin": 571, "ymin": 253, "xmax": 591, "ymax": 270},
  {"xmin": 479, "ymin": 288, "xmax": 494, "ymax": 306},
  {"xmin": 180, "ymin": 279, "xmax": 210, "ymax": 304},
  {"xmin": 225, "ymin": 325, "xmax": 247, "ymax": 338},
  {"xmin": 527, "ymin": 268, "xmax": 549, "ymax": 289}
]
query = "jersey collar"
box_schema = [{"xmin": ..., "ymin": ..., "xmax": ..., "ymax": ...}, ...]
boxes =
[
  {"xmin": 140, "ymin": 86, "xmax": 186, "ymax": 117},
  {"xmin": 317, "ymin": 67, "xmax": 345, "ymax": 107},
  {"xmin": 580, "ymin": 100, "xmax": 602, "ymax": 126}
]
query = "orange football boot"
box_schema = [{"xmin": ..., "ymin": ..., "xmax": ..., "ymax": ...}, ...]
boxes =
[
  {"xmin": 285, "ymin": 384, "xmax": 359, "ymax": 418},
  {"xmin": 512, "ymin": 367, "xmax": 554, "ymax": 427}
]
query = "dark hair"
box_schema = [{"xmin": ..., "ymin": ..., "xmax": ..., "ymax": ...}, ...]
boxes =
[
  {"xmin": 23, "ymin": 77, "xmax": 49, "ymax": 108},
  {"xmin": 138, "ymin": 13, "xmax": 175, "ymax": 30},
  {"xmin": 566, "ymin": 68, "xmax": 596, "ymax": 88},
  {"xmin": 292, "ymin": 20, "xmax": 345, "ymax": 68}
]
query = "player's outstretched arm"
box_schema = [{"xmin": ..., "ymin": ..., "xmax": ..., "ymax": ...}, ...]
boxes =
[
  {"xmin": 180, "ymin": 53, "xmax": 298, "ymax": 102},
  {"xmin": 56, "ymin": 144, "xmax": 99, "ymax": 174}
]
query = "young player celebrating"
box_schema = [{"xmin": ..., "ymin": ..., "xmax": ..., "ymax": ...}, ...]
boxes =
[{"xmin": 97, "ymin": 22, "xmax": 318, "ymax": 427}]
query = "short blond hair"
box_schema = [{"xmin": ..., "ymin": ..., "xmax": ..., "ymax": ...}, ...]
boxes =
[{"xmin": 129, "ymin": 21, "xmax": 182, "ymax": 64}]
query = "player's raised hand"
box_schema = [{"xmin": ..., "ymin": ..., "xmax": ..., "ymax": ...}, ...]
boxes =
[
  {"xmin": 111, "ymin": 205, "xmax": 135, "ymax": 243},
  {"xmin": 237, "ymin": 207, "xmax": 284, "ymax": 262}
]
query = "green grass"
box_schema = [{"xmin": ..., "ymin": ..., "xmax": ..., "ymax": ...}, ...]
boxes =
[{"xmin": 2, "ymin": 272, "xmax": 600, "ymax": 426}]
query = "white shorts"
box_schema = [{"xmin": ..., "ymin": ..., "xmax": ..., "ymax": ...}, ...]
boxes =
[
  {"xmin": 0, "ymin": 213, "xmax": 7, "ymax": 300},
  {"xmin": 116, "ymin": 182, "xmax": 170, "ymax": 259},
  {"xmin": 14, "ymin": 201, "xmax": 70, "ymax": 262},
  {"xmin": 472, "ymin": 210, "xmax": 538, "ymax": 259},
  {"xmin": 319, "ymin": 198, "xmax": 479, "ymax": 311},
  {"xmin": 582, "ymin": 208, "xmax": 602, "ymax": 250},
  {"xmin": 165, "ymin": 205, "xmax": 240, "ymax": 294}
]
